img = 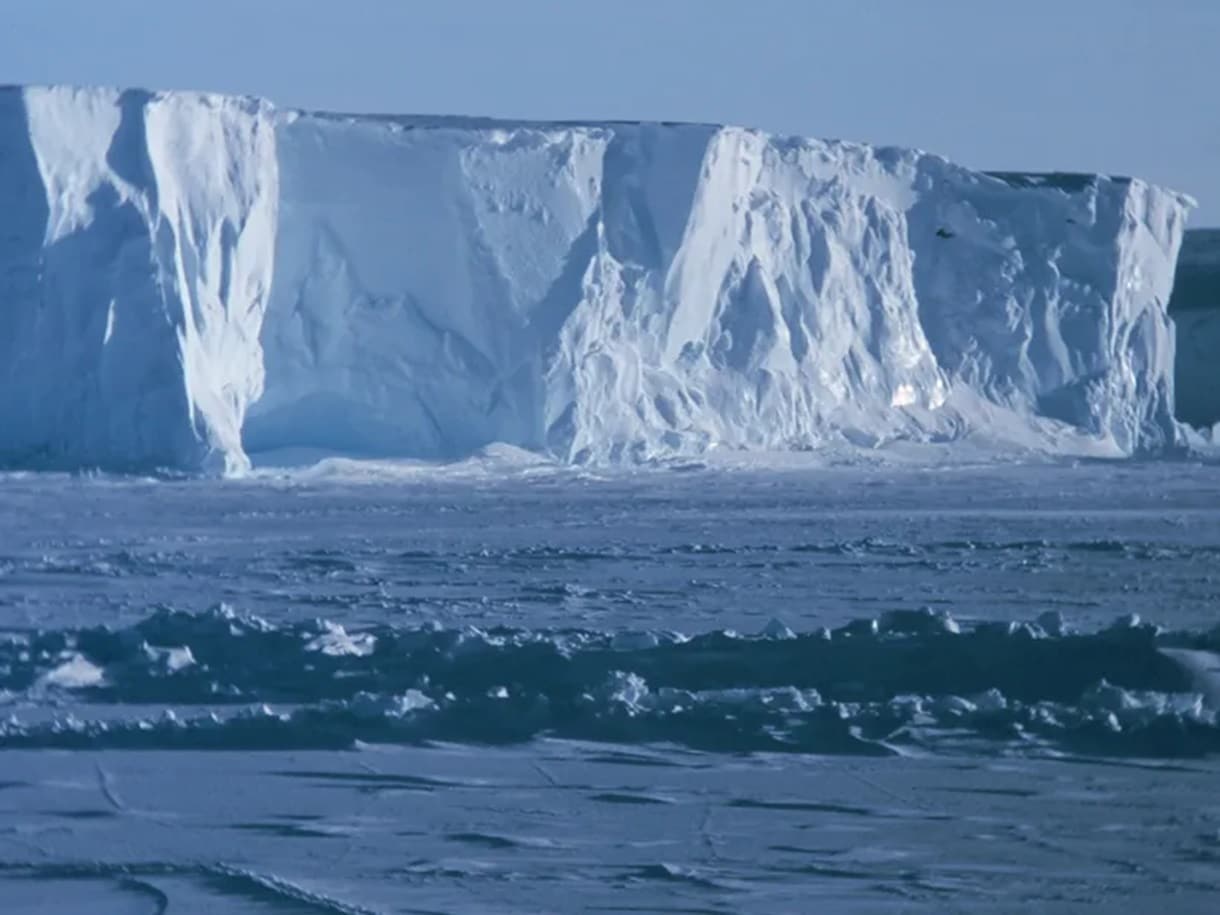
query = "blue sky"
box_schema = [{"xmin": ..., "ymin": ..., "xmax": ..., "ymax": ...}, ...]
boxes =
[{"xmin": 4, "ymin": 0, "xmax": 1217, "ymax": 223}]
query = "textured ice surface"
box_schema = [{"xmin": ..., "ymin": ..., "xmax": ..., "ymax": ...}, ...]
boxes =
[
  {"xmin": 1, "ymin": 463, "xmax": 1220, "ymax": 912},
  {"xmin": 0, "ymin": 87, "xmax": 277, "ymax": 473},
  {"xmin": 0, "ymin": 86, "xmax": 1196, "ymax": 471},
  {"xmin": 4, "ymin": 605, "xmax": 1217, "ymax": 757},
  {"xmin": 1171, "ymin": 229, "xmax": 1220, "ymax": 428},
  {"xmin": 4, "ymin": 747, "xmax": 1220, "ymax": 914},
  {"xmin": 2, "ymin": 460, "xmax": 1219, "ymax": 759}
]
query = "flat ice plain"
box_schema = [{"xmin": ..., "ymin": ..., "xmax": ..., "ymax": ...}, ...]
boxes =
[{"xmin": 1, "ymin": 454, "xmax": 1218, "ymax": 913}]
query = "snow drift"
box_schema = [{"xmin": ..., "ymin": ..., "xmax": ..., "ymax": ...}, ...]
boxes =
[
  {"xmin": 0, "ymin": 86, "xmax": 1196, "ymax": 472},
  {"xmin": 1169, "ymin": 230, "xmax": 1220, "ymax": 429}
]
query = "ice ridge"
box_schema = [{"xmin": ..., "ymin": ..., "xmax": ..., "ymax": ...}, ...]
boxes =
[{"xmin": 5, "ymin": 606, "xmax": 1219, "ymax": 757}]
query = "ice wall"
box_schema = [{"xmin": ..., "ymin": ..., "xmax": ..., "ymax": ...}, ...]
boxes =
[
  {"xmin": 251, "ymin": 116, "xmax": 1190, "ymax": 463},
  {"xmin": 0, "ymin": 87, "xmax": 1196, "ymax": 472},
  {"xmin": 1169, "ymin": 230, "xmax": 1220, "ymax": 429},
  {"xmin": 0, "ymin": 86, "xmax": 276, "ymax": 472}
]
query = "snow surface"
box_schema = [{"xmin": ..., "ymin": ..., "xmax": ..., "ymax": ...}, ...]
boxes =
[
  {"xmin": 0, "ymin": 86, "xmax": 1197, "ymax": 472},
  {"xmin": 2, "ymin": 463, "xmax": 1220, "ymax": 911},
  {"xmin": 1171, "ymin": 229, "xmax": 1220, "ymax": 428}
]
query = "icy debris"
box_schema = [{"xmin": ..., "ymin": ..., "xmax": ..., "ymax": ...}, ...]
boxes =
[
  {"xmin": 3, "ymin": 610, "xmax": 1218, "ymax": 755},
  {"xmin": 1104, "ymin": 614, "xmax": 1162, "ymax": 639},
  {"xmin": 348, "ymin": 690, "xmax": 435, "ymax": 718},
  {"xmin": 1036, "ymin": 610, "xmax": 1068, "ymax": 637},
  {"xmin": 761, "ymin": 618, "xmax": 797, "ymax": 640},
  {"xmin": 38, "ymin": 654, "xmax": 106, "ymax": 689},
  {"xmin": 305, "ymin": 621, "xmax": 377, "ymax": 657},
  {"xmin": 606, "ymin": 671, "xmax": 651, "ymax": 713},
  {"xmin": 836, "ymin": 618, "xmax": 881, "ymax": 638},
  {"xmin": 611, "ymin": 631, "xmax": 661, "ymax": 650},
  {"xmin": 978, "ymin": 620, "xmax": 1044, "ymax": 639},
  {"xmin": 395, "ymin": 690, "xmax": 435, "ymax": 713},
  {"xmin": 879, "ymin": 608, "xmax": 960, "ymax": 636},
  {"xmin": 141, "ymin": 643, "xmax": 197, "ymax": 673},
  {"xmin": 189, "ymin": 602, "xmax": 278, "ymax": 635}
]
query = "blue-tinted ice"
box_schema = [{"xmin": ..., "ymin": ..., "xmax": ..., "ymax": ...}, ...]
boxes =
[{"xmin": 1, "ymin": 460, "xmax": 1218, "ymax": 911}]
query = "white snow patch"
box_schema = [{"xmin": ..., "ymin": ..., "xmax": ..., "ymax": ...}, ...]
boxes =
[
  {"xmin": 305, "ymin": 621, "xmax": 377, "ymax": 657},
  {"xmin": 38, "ymin": 654, "xmax": 107, "ymax": 690},
  {"xmin": 143, "ymin": 643, "xmax": 197, "ymax": 673}
]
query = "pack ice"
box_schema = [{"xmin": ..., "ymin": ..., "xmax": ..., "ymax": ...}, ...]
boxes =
[{"xmin": 0, "ymin": 86, "xmax": 1195, "ymax": 473}]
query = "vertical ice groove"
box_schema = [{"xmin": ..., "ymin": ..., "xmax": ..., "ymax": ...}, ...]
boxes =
[{"xmin": 0, "ymin": 86, "xmax": 278, "ymax": 473}]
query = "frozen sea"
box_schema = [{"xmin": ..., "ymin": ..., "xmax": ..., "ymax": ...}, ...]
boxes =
[{"xmin": 1, "ymin": 455, "xmax": 1219, "ymax": 913}]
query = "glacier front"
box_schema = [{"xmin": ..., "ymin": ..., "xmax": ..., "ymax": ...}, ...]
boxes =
[
  {"xmin": 1170, "ymin": 229, "xmax": 1220, "ymax": 431},
  {"xmin": 0, "ymin": 86, "xmax": 1195, "ymax": 473}
]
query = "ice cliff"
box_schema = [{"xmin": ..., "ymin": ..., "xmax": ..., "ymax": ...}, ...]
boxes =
[
  {"xmin": 0, "ymin": 86, "xmax": 1196, "ymax": 472},
  {"xmin": 1169, "ymin": 230, "xmax": 1220, "ymax": 430},
  {"xmin": 0, "ymin": 87, "xmax": 276, "ymax": 473}
]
